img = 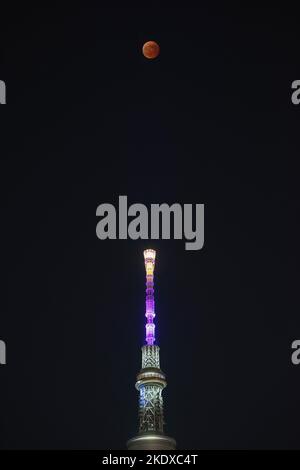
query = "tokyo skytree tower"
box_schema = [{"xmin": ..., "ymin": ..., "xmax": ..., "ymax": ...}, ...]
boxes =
[{"xmin": 127, "ymin": 249, "xmax": 176, "ymax": 450}]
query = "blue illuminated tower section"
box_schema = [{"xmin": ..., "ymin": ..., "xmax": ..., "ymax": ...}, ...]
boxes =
[{"xmin": 127, "ymin": 249, "xmax": 176, "ymax": 450}]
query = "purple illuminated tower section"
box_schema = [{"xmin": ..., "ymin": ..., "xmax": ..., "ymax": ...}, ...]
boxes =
[
  {"xmin": 144, "ymin": 249, "xmax": 156, "ymax": 346},
  {"xmin": 127, "ymin": 249, "xmax": 176, "ymax": 450}
]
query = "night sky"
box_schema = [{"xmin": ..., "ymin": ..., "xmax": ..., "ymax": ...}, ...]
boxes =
[{"xmin": 1, "ymin": 6, "xmax": 300, "ymax": 450}]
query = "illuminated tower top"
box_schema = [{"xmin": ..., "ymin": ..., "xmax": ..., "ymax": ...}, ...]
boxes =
[{"xmin": 144, "ymin": 249, "xmax": 156, "ymax": 346}]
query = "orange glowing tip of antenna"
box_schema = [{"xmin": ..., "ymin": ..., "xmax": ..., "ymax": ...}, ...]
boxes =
[
  {"xmin": 143, "ymin": 249, "xmax": 156, "ymax": 261},
  {"xmin": 144, "ymin": 249, "xmax": 156, "ymax": 275}
]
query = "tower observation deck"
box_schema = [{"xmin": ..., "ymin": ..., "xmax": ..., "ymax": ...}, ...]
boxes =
[{"xmin": 127, "ymin": 249, "xmax": 176, "ymax": 450}]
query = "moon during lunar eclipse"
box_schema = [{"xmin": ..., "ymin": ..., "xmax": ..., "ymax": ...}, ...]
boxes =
[{"xmin": 142, "ymin": 41, "xmax": 160, "ymax": 59}]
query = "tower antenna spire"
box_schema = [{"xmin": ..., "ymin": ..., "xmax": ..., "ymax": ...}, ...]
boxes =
[
  {"xmin": 127, "ymin": 249, "xmax": 176, "ymax": 450},
  {"xmin": 144, "ymin": 249, "xmax": 156, "ymax": 346}
]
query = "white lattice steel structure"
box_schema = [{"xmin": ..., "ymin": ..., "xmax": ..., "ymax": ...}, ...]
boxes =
[{"xmin": 127, "ymin": 250, "xmax": 176, "ymax": 450}]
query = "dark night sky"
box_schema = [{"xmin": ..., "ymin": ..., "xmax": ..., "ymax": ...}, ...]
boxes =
[{"xmin": 0, "ymin": 6, "xmax": 300, "ymax": 449}]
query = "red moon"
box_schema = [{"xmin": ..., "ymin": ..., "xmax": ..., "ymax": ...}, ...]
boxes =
[{"xmin": 142, "ymin": 41, "xmax": 160, "ymax": 59}]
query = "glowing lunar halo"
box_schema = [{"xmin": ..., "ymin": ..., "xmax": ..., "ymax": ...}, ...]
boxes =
[{"xmin": 142, "ymin": 41, "xmax": 160, "ymax": 59}]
